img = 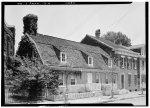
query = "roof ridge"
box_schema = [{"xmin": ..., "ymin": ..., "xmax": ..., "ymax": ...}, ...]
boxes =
[
  {"xmin": 86, "ymin": 34, "xmax": 140, "ymax": 55},
  {"xmin": 37, "ymin": 33, "xmax": 102, "ymax": 49}
]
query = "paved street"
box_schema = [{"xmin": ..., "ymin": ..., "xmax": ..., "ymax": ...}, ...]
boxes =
[
  {"xmin": 37, "ymin": 91, "xmax": 146, "ymax": 106},
  {"xmin": 107, "ymin": 96, "xmax": 146, "ymax": 106}
]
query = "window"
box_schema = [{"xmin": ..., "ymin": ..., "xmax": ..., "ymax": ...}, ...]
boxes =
[
  {"xmin": 130, "ymin": 59, "xmax": 132, "ymax": 69},
  {"xmin": 134, "ymin": 75, "xmax": 137, "ymax": 86},
  {"xmin": 128, "ymin": 74, "xmax": 131, "ymax": 87},
  {"xmin": 59, "ymin": 73, "xmax": 63, "ymax": 85},
  {"xmin": 108, "ymin": 59, "xmax": 112, "ymax": 68},
  {"xmin": 133, "ymin": 58, "xmax": 137, "ymax": 69},
  {"xmin": 113, "ymin": 74, "xmax": 117, "ymax": 84},
  {"xmin": 127, "ymin": 57, "xmax": 131, "ymax": 69},
  {"xmin": 120, "ymin": 56, "xmax": 125, "ymax": 68},
  {"xmin": 141, "ymin": 48, "xmax": 144, "ymax": 56},
  {"xmin": 71, "ymin": 74, "xmax": 76, "ymax": 85},
  {"xmin": 105, "ymin": 74, "xmax": 108, "ymax": 84},
  {"xmin": 88, "ymin": 56, "xmax": 93, "ymax": 66},
  {"xmin": 96, "ymin": 73, "xmax": 100, "ymax": 83},
  {"xmin": 142, "ymin": 61, "xmax": 144, "ymax": 70},
  {"xmin": 60, "ymin": 52, "xmax": 67, "ymax": 63}
]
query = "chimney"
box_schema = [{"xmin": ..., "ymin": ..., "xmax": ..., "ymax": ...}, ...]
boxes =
[
  {"xmin": 95, "ymin": 29, "xmax": 100, "ymax": 38},
  {"xmin": 23, "ymin": 14, "xmax": 38, "ymax": 35}
]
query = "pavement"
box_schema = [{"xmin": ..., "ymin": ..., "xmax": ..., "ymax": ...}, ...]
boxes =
[{"xmin": 38, "ymin": 91, "xmax": 146, "ymax": 104}]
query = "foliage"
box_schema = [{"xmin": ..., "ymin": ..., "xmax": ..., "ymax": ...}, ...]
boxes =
[
  {"xmin": 6, "ymin": 56, "xmax": 59, "ymax": 100},
  {"xmin": 101, "ymin": 31, "xmax": 132, "ymax": 47}
]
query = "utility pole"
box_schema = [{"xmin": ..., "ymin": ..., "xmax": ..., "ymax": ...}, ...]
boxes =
[{"xmin": 64, "ymin": 72, "xmax": 68, "ymax": 104}]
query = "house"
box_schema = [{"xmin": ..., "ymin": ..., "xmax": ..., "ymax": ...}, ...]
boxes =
[
  {"xmin": 128, "ymin": 44, "xmax": 146, "ymax": 90},
  {"xmin": 16, "ymin": 14, "xmax": 118, "ymax": 96},
  {"xmin": 81, "ymin": 29, "xmax": 140, "ymax": 91},
  {"xmin": 4, "ymin": 22, "xmax": 15, "ymax": 70}
]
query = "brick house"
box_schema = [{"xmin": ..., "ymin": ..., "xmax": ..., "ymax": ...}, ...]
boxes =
[
  {"xmin": 128, "ymin": 44, "xmax": 146, "ymax": 90},
  {"xmin": 16, "ymin": 14, "xmax": 119, "ymax": 95},
  {"xmin": 81, "ymin": 30, "xmax": 140, "ymax": 91},
  {"xmin": 4, "ymin": 22, "xmax": 15, "ymax": 70}
]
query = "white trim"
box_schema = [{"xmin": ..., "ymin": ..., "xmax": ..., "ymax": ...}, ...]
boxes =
[
  {"xmin": 121, "ymin": 56, "xmax": 125, "ymax": 68},
  {"xmin": 121, "ymin": 55, "xmax": 125, "ymax": 58},
  {"xmin": 128, "ymin": 57, "xmax": 131, "ymax": 59},
  {"xmin": 60, "ymin": 52, "xmax": 67, "ymax": 63},
  {"xmin": 134, "ymin": 58, "xmax": 137, "ymax": 60},
  {"xmin": 88, "ymin": 56, "xmax": 93, "ymax": 66}
]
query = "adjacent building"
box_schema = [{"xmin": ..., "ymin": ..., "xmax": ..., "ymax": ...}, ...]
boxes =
[
  {"xmin": 4, "ymin": 22, "xmax": 15, "ymax": 70},
  {"xmin": 81, "ymin": 29, "xmax": 140, "ymax": 91},
  {"xmin": 128, "ymin": 44, "xmax": 146, "ymax": 90}
]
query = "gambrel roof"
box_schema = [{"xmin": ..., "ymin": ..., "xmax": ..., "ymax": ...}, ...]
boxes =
[{"xmin": 18, "ymin": 33, "xmax": 113, "ymax": 71}]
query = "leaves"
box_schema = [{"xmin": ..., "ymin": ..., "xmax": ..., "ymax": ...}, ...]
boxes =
[
  {"xmin": 101, "ymin": 31, "xmax": 132, "ymax": 47},
  {"xmin": 6, "ymin": 56, "xmax": 59, "ymax": 99}
]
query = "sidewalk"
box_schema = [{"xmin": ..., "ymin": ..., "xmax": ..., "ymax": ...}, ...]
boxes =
[{"xmin": 38, "ymin": 91, "xmax": 146, "ymax": 104}]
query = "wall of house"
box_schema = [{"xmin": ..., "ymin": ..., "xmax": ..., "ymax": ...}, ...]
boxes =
[
  {"xmin": 139, "ymin": 58, "xmax": 146, "ymax": 89},
  {"xmin": 58, "ymin": 71, "xmax": 118, "ymax": 93},
  {"xmin": 116, "ymin": 54, "xmax": 139, "ymax": 91}
]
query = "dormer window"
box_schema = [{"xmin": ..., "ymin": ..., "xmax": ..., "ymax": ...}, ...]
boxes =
[
  {"xmin": 60, "ymin": 52, "xmax": 67, "ymax": 63},
  {"xmin": 108, "ymin": 59, "xmax": 112, "ymax": 68},
  {"xmin": 88, "ymin": 56, "xmax": 93, "ymax": 66}
]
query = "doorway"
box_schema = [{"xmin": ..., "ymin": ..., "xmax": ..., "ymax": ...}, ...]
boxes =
[{"xmin": 121, "ymin": 74, "xmax": 125, "ymax": 89}]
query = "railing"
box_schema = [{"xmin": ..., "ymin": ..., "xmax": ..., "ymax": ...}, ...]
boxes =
[{"xmin": 58, "ymin": 83, "xmax": 118, "ymax": 93}]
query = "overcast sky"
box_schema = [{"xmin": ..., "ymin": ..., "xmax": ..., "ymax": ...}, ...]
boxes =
[{"xmin": 5, "ymin": 2, "xmax": 145, "ymax": 52}]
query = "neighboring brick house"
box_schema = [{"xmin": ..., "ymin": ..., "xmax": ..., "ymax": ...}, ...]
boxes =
[
  {"xmin": 81, "ymin": 30, "xmax": 140, "ymax": 91},
  {"xmin": 16, "ymin": 14, "xmax": 119, "ymax": 95},
  {"xmin": 4, "ymin": 22, "xmax": 15, "ymax": 70},
  {"xmin": 128, "ymin": 44, "xmax": 146, "ymax": 90}
]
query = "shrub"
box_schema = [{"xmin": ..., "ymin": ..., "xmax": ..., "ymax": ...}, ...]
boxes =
[{"xmin": 6, "ymin": 57, "xmax": 59, "ymax": 100}]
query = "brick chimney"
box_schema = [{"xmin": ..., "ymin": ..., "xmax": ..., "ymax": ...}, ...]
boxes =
[
  {"xmin": 23, "ymin": 14, "xmax": 38, "ymax": 35},
  {"xmin": 95, "ymin": 29, "xmax": 100, "ymax": 38}
]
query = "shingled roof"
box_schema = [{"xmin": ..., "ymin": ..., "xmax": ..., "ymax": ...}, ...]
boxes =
[
  {"xmin": 128, "ymin": 44, "xmax": 145, "ymax": 49},
  {"xmin": 27, "ymin": 33, "xmax": 110, "ymax": 70},
  {"xmin": 82, "ymin": 35, "xmax": 140, "ymax": 56}
]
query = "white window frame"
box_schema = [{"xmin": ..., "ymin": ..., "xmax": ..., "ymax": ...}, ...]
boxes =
[
  {"xmin": 108, "ymin": 59, "xmax": 112, "ymax": 68},
  {"xmin": 70, "ymin": 73, "xmax": 76, "ymax": 85},
  {"xmin": 59, "ymin": 73, "xmax": 64, "ymax": 86},
  {"xmin": 134, "ymin": 58, "xmax": 137, "ymax": 69},
  {"xmin": 105, "ymin": 74, "xmax": 109, "ymax": 84},
  {"xmin": 127, "ymin": 57, "xmax": 131, "ymax": 69},
  {"xmin": 141, "ymin": 48, "xmax": 144, "ymax": 56},
  {"xmin": 96, "ymin": 73, "xmax": 101, "ymax": 83},
  {"xmin": 60, "ymin": 52, "xmax": 67, "ymax": 63},
  {"xmin": 88, "ymin": 56, "xmax": 93, "ymax": 66}
]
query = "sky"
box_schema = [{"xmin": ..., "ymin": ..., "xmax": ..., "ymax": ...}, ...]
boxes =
[{"xmin": 5, "ymin": 2, "xmax": 145, "ymax": 52}]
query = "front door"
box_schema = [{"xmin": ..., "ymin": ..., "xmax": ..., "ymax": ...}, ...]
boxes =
[
  {"xmin": 121, "ymin": 74, "xmax": 125, "ymax": 89},
  {"xmin": 87, "ymin": 73, "xmax": 92, "ymax": 83}
]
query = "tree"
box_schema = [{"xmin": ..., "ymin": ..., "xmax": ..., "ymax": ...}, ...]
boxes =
[
  {"xmin": 6, "ymin": 56, "xmax": 59, "ymax": 100},
  {"xmin": 101, "ymin": 31, "xmax": 132, "ymax": 47}
]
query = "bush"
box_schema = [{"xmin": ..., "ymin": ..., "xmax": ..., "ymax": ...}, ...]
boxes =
[{"xmin": 6, "ymin": 57, "xmax": 59, "ymax": 101}]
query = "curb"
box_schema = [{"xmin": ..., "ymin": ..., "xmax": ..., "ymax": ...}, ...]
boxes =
[{"xmin": 101, "ymin": 94, "xmax": 145, "ymax": 103}]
